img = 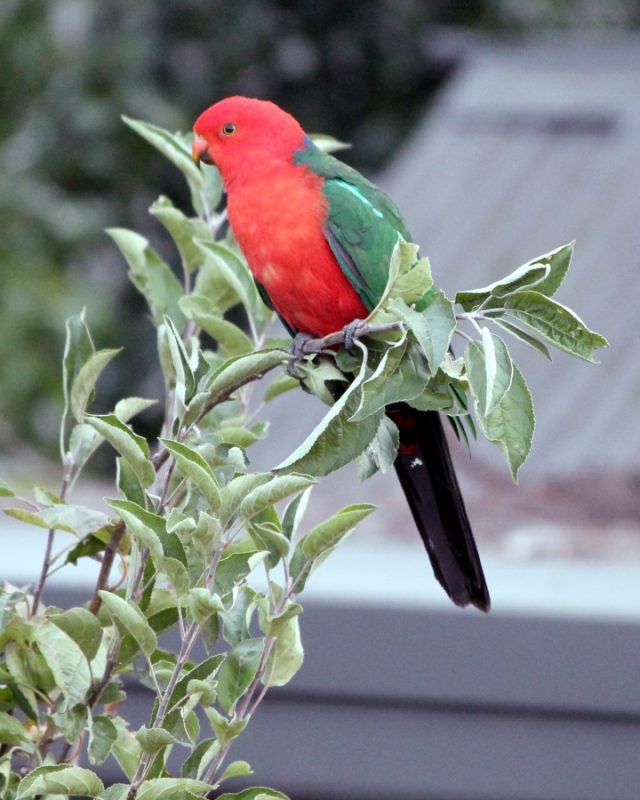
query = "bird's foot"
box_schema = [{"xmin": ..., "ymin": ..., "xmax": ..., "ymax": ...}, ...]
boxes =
[
  {"xmin": 287, "ymin": 332, "xmax": 314, "ymax": 377},
  {"xmin": 342, "ymin": 318, "xmax": 365, "ymax": 350}
]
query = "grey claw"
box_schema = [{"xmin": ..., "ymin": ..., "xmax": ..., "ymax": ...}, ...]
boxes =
[
  {"xmin": 287, "ymin": 332, "xmax": 313, "ymax": 377},
  {"xmin": 343, "ymin": 318, "xmax": 364, "ymax": 350}
]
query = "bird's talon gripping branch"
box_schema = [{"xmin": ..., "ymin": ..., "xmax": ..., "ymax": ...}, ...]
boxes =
[
  {"xmin": 342, "ymin": 318, "xmax": 365, "ymax": 350},
  {"xmin": 287, "ymin": 332, "xmax": 314, "ymax": 376}
]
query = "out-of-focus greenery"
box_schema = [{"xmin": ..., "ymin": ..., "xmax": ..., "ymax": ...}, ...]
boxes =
[{"xmin": 2, "ymin": 0, "xmax": 638, "ymax": 454}]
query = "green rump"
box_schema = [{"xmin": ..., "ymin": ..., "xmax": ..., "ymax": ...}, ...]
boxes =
[{"xmin": 294, "ymin": 137, "xmax": 412, "ymax": 312}]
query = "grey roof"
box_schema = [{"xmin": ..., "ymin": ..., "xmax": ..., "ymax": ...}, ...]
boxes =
[{"xmin": 381, "ymin": 38, "xmax": 640, "ymax": 477}]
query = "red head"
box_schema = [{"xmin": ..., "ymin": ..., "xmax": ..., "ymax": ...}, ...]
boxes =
[{"xmin": 192, "ymin": 96, "xmax": 306, "ymax": 182}]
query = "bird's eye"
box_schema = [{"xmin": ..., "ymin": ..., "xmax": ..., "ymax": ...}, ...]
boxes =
[{"xmin": 221, "ymin": 122, "xmax": 237, "ymax": 136}]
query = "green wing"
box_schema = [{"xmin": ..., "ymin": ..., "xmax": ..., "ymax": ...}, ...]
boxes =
[{"xmin": 294, "ymin": 138, "xmax": 412, "ymax": 312}]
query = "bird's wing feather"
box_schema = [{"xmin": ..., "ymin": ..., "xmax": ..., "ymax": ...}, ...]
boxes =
[{"xmin": 294, "ymin": 139, "xmax": 411, "ymax": 312}]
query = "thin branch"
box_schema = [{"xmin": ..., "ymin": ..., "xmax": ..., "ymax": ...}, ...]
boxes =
[
  {"xmin": 126, "ymin": 622, "xmax": 201, "ymax": 800},
  {"xmin": 299, "ymin": 319, "xmax": 404, "ymax": 354},
  {"xmin": 30, "ymin": 476, "xmax": 71, "ymax": 618},
  {"xmin": 88, "ymin": 521, "xmax": 126, "ymax": 616}
]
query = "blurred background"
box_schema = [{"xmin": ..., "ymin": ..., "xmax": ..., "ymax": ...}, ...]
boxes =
[{"xmin": 3, "ymin": 1, "xmax": 640, "ymax": 798}]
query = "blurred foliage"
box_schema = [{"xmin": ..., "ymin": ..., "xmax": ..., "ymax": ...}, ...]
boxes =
[{"xmin": 1, "ymin": 0, "xmax": 638, "ymax": 455}]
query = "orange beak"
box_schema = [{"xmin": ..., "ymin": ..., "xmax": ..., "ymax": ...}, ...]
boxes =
[{"xmin": 192, "ymin": 134, "xmax": 212, "ymax": 165}]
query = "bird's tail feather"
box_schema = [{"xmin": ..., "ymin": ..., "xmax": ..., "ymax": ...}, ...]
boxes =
[{"xmin": 389, "ymin": 406, "xmax": 490, "ymax": 612}]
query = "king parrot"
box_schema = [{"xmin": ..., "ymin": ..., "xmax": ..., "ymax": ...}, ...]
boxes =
[{"xmin": 192, "ymin": 96, "xmax": 490, "ymax": 611}]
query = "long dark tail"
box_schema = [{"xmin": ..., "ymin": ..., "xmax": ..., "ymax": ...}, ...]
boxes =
[{"xmin": 388, "ymin": 406, "xmax": 490, "ymax": 612}]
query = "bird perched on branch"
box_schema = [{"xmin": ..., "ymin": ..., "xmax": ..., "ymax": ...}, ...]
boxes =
[{"xmin": 192, "ymin": 96, "xmax": 490, "ymax": 611}]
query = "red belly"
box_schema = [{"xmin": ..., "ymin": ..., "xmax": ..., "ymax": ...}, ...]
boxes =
[{"xmin": 227, "ymin": 169, "xmax": 368, "ymax": 337}]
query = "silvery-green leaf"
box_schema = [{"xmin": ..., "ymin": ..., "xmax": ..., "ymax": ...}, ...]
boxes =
[
  {"xmin": 16, "ymin": 765, "xmax": 104, "ymax": 799},
  {"xmin": 98, "ymin": 591, "xmax": 157, "ymax": 657},
  {"xmin": 475, "ymin": 364, "xmax": 535, "ymax": 481},
  {"xmin": 149, "ymin": 195, "xmax": 212, "ymax": 272},
  {"xmin": 465, "ymin": 329, "xmax": 513, "ymax": 416},
  {"xmin": 107, "ymin": 227, "xmax": 184, "ymax": 327},
  {"xmin": 86, "ymin": 414, "xmax": 155, "ymax": 488},
  {"xmin": 502, "ymin": 291, "xmax": 608, "ymax": 362}
]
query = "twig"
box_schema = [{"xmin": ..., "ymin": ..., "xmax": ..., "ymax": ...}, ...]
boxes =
[
  {"xmin": 30, "ymin": 477, "xmax": 71, "ymax": 618},
  {"xmin": 88, "ymin": 521, "xmax": 126, "ymax": 615},
  {"xmin": 126, "ymin": 622, "xmax": 201, "ymax": 800},
  {"xmin": 299, "ymin": 320, "xmax": 404, "ymax": 354}
]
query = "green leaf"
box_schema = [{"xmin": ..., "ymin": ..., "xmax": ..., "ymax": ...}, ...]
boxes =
[
  {"xmin": 216, "ymin": 638, "xmax": 264, "ymax": 713},
  {"xmin": 5, "ymin": 642, "xmax": 38, "ymax": 720},
  {"xmin": 159, "ymin": 438, "xmax": 221, "ymax": 510},
  {"xmin": 248, "ymin": 522, "xmax": 290, "ymax": 569},
  {"xmin": 455, "ymin": 262, "xmax": 551, "ymax": 311},
  {"xmin": 499, "ymin": 290, "xmax": 608, "ymax": 361},
  {"xmin": 295, "ymin": 358, "xmax": 349, "ymax": 406},
  {"xmin": 207, "ymin": 349, "xmax": 289, "ymax": 404},
  {"xmin": 376, "ymin": 241, "xmax": 433, "ymax": 309},
  {"xmin": 99, "ymin": 591, "xmax": 157, "ymax": 657},
  {"xmin": 290, "ymin": 504, "xmax": 375, "ymax": 591},
  {"xmin": 50, "ymin": 608, "xmax": 102, "ymax": 661},
  {"xmin": 0, "ymin": 711, "xmax": 30, "ymax": 746},
  {"xmin": 194, "ymin": 240, "xmax": 266, "ymax": 323},
  {"xmin": 70, "ymin": 348, "xmax": 121, "ymax": 422},
  {"xmin": 492, "ymin": 318, "xmax": 552, "ymax": 360},
  {"xmin": 51, "ymin": 702, "xmax": 87, "ymax": 743},
  {"xmin": 114, "ymin": 396, "xmax": 159, "ymax": 423},
  {"xmin": 62, "ymin": 311, "xmax": 95, "ymax": 417},
  {"xmin": 238, "ymin": 475, "xmax": 315, "ymax": 521},
  {"xmin": 188, "ymin": 588, "xmax": 224, "ymax": 623},
  {"xmin": 110, "ymin": 716, "xmax": 143, "ymax": 781},
  {"xmin": 4, "ymin": 503, "xmax": 110, "ymax": 537},
  {"xmin": 390, "ymin": 292, "xmax": 455, "ymax": 371},
  {"xmin": 16, "ymin": 765, "xmax": 104, "ymax": 798},
  {"xmin": 116, "ymin": 456, "xmax": 146, "ymax": 505},
  {"xmin": 135, "ymin": 778, "xmax": 213, "ymax": 800},
  {"xmin": 204, "ymin": 707, "xmax": 248, "ymax": 745},
  {"xmin": 281, "ymin": 487, "xmax": 312, "ymax": 541},
  {"xmin": 219, "ymin": 760, "xmax": 253, "ymax": 782},
  {"xmin": 122, "ymin": 116, "xmax": 207, "ymax": 216},
  {"xmin": 0, "ymin": 479, "xmax": 14, "ymax": 497},
  {"xmin": 217, "ymin": 425, "xmax": 263, "ymax": 449},
  {"xmin": 179, "ymin": 295, "xmax": 254, "ymax": 356},
  {"xmin": 465, "ymin": 329, "xmax": 513, "ymax": 416},
  {"xmin": 221, "ymin": 586, "xmax": 255, "ymax": 646},
  {"xmin": 358, "ymin": 415, "xmax": 399, "ymax": 479},
  {"xmin": 181, "ymin": 737, "xmax": 220, "ymax": 781},
  {"xmin": 102, "ymin": 786, "xmax": 130, "ymax": 800},
  {"xmin": 162, "ymin": 316, "xmax": 197, "ymax": 405},
  {"xmin": 107, "ymin": 227, "xmax": 184, "ymax": 327},
  {"xmin": 3, "ymin": 506, "xmax": 66, "ymax": 531},
  {"xmin": 215, "ymin": 788, "xmax": 289, "ymax": 800},
  {"xmin": 475, "ymin": 364, "xmax": 535, "ymax": 481},
  {"xmin": 218, "ymin": 472, "xmax": 273, "ymax": 527},
  {"xmin": 88, "ymin": 715, "xmax": 118, "ymax": 765},
  {"xmin": 194, "ymin": 254, "xmax": 243, "ymax": 317},
  {"xmin": 351, "ymin": 337, "xmax": 430, "ymax": 421},
  {"xmin": 275, "ymin": 355, "xmax": 383, "ymax": 477},
  {"xmin": 162, "ymin": 656, "xmax": 225, "ymax": 739},
  {"xmin": 160, "ymin": 556, "xmax": 190, "ymax": 600},
  {"xmin": 263, "ymin": 373, "xmax": 299, "ymax": 402},
  {"xmin": 106, "ymin": 499, "xmax": 165, "ymax": 559},
  {"xmin": 86, "ymin": 413, "xmax": 155, "ymax": 487},
  {"xmin": 135, "ymin": 726, "xmax": 177, "ymax": 754},
  {"xmin": 150, "ymin": 195, "xmax": 212, "ymax": 272},
  {"xmin": 524, "ymin": 241, "xmax": 574, "ymax": 297},
  {"xmin": 184, "ymin": 511, "xmax": 223, "ymax": 560},
  {"xmin": 265, "ymin": 613, "xmax": 304, "ymax": 687},
  {"xmin": 67, "ymin": 421, "xmax": 102, "ymax": 470},
  {"xmin": 33, "ymin": 622, "xmax": 92, "ymax": 706}
]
